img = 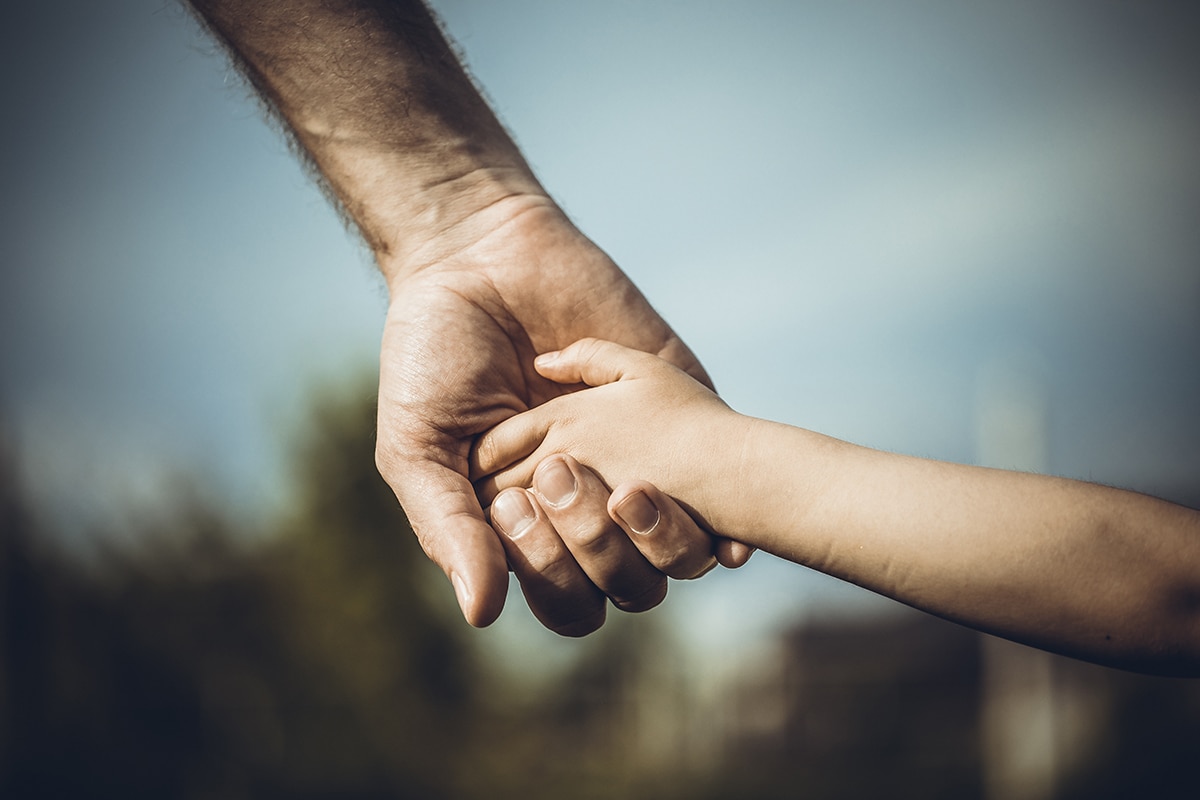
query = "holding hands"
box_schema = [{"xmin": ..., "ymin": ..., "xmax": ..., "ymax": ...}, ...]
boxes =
[
  {"xmin": 470, "ymin": 338, "xmax": 747, "ymax": 634},
  {"xmin": 374, "ymin": 208, "xmax": 748, "ymax": 635},
  {"xmin": 473, "ymin": 337, "xmax": 752, "ymax": 563},
  {"xmin": 475, "ymin": 340, "xmax": 1200, "ymax": 676},
  {"xmin": 190, "ymin": 0, "xmax": 1199, "ymax": 674},
  {"xmin": 186, "ymin": 0, "xmax": 749, "ymax": 635}
]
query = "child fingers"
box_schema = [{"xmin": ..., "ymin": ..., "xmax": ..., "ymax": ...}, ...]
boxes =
[
  {"xmin": 534, "ymin": 338, "xmax": 654, "ymax": 388},
  {"xmin": 608, "ymin": 481, "xmax": 718, "ymax": 580},
  {"xmin": 715, "ymin": 539, "xmax": 756, "ymax": 569},
  {"xmin": 469, "ymin": 408, "xmax": 551, "ymax": 482},
  {"xmin": 473, "ymin": 451, "xmax": 545, "ymax": 508},
  {"xmin": 488, "ymin": 487, "xmax": 607, "ymax": 637}
]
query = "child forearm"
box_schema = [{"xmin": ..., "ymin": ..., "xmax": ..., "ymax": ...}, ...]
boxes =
[
  {"xmin": 720, "ymin": 417, "xmax": 1200, "ymax": 676},
  {"xmin": 471, "ymin": 339, "xmax": 1200, "ymax": 673}
]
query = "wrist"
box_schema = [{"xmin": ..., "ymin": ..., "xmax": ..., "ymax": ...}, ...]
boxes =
[
  {"xmin": 191, "ymin": 0, "xmax": 554, "ymax": 284},
  {"xmin": 370, "ymin": 167, "xmax": 553, "ymax": 288},
  {"xmin": 378, "ymin": 199, "xmax": 639, "ymax": 350},
  {"xmin": 680, "ymin": 410, "xmax": 763, "ymax": 538},
  {"xmin": 714, "ymin": 417, "xmax": 835, "ymax": 561}
]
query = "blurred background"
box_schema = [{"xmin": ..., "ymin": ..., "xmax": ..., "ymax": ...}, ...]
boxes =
[{"xmin": 2, "ymin": 1, "xmax": 1198, "ymax": 797}]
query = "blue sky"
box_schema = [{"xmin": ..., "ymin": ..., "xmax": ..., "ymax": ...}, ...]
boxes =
[{"xmin": 3, "ymin": 1, "xmax": 1198, "ymax": 651}]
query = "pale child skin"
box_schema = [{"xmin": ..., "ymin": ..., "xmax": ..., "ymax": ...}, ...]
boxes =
[{"xmin": 473, "ymin": 338, "xmax": 1200, "ymax": 677}]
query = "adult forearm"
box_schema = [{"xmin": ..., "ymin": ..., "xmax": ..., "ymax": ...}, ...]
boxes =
[{"xmin": 186, "ymin": 0, "xmax": 547, "ymax": 278}]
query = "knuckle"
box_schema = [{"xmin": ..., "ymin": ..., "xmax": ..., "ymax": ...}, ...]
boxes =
[
  {"xmin": 573, "ymin": 335, "xmax": 601, "ymax": 351},
  {"xmin": 655, "ymin": 553, "xmax": 690, "ymax": 579},
  {"xmin": 568, "ymin": 519, "xmax": 611, "ymax": 548},
  {"xmin": 526, "ymin": 544, "xmax": 577, "ymax": 579},
  {"xmin": 472, "ymin": 434, "xmax": 497, "ymax": 475},
  {"xmin": 508, "ymin": 529, "xmax": 581, "ymax": 587},
  {"xmin": 654, "ymin": 543, "xmax": 704, "ymax": 579},
  {"xmin": 613, "ymin": 579, "xmax": 667, "ymax": 613},
  {"xmin": 572, "ymin": 336, "xmax": 603, "ymax": 361}
]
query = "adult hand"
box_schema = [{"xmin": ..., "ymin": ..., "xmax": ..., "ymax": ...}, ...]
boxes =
[
  {"xmin": 185, "ymin": 0, "xmax": 750, "ymax": 631},
  {"xmin": 375, "ymin": 201, "xmax": 741, "ymax": 628},
  {"xmin": 488, "ymin": 455, "xmax": 718, "ymax": 636}
]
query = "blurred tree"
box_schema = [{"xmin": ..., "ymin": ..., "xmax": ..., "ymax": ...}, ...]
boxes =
[
  {"xmin": 0, "ymin": 384, "xmax": 677, "ymax": 800},
  {"xmin": 6, "ymin": 390, "xmax": 1195, "ymax": 800},
  {"xmin": 0, "ymin": 383, "xmax": 481, "ymax": 799}
]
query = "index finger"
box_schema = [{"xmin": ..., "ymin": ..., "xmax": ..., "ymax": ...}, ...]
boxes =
[{"xmin": 469, "ymin": 400, "xmax": 554, "ymax": 483}]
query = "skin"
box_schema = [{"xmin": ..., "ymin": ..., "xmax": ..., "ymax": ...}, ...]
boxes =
[
  {"xmin": 474, "ymin": 339, "xmax": 1200, "ymax": 676},
  {"xmin": 488, "ymin": 454, "xmax": 717, "ymax": 636},
  {"xmin": 185, "ymin": 0, "xmax": 749, "ymax": 633}
]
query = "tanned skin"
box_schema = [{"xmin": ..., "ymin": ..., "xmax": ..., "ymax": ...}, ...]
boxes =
[{"xmin": 185, "ymin": 1, "xmax": 750, "ymax": 634}]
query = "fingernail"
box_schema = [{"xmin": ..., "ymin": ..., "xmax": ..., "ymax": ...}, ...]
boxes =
[
  {"xmin": 536, "ymin": 458, "xmax": 577, "ymax": 507},
  {"xmin": 614, "ymin": 490, "xmax": 661, "ymax": 535},
  {"xmin": 535, "ymin": 350, "xmax": 561, "ymax": 368},
  {"xmin": 451, "ymin": 572, "xmax": 472, "ymax": 615},
  {"xmin": 492, "ymin": 490, "xmax": 536, "ymax": 538}
]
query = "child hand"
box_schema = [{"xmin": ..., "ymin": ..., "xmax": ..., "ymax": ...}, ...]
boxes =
[
  {"xmin": 491, "ymin": 456, "xmax": 719, "ymax": 601},
  {"xmin": 471, "ymin": 338, "xmax": 745, "ymax": 543}
]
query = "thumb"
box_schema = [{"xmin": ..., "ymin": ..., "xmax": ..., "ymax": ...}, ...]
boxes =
[
  {"xmin": 534, "ymin": 337, "xmax": 658, "ymax": 387},
  {"xmin": 385, "ymin": 456, "xmax": 511, "ymax": 627}
]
